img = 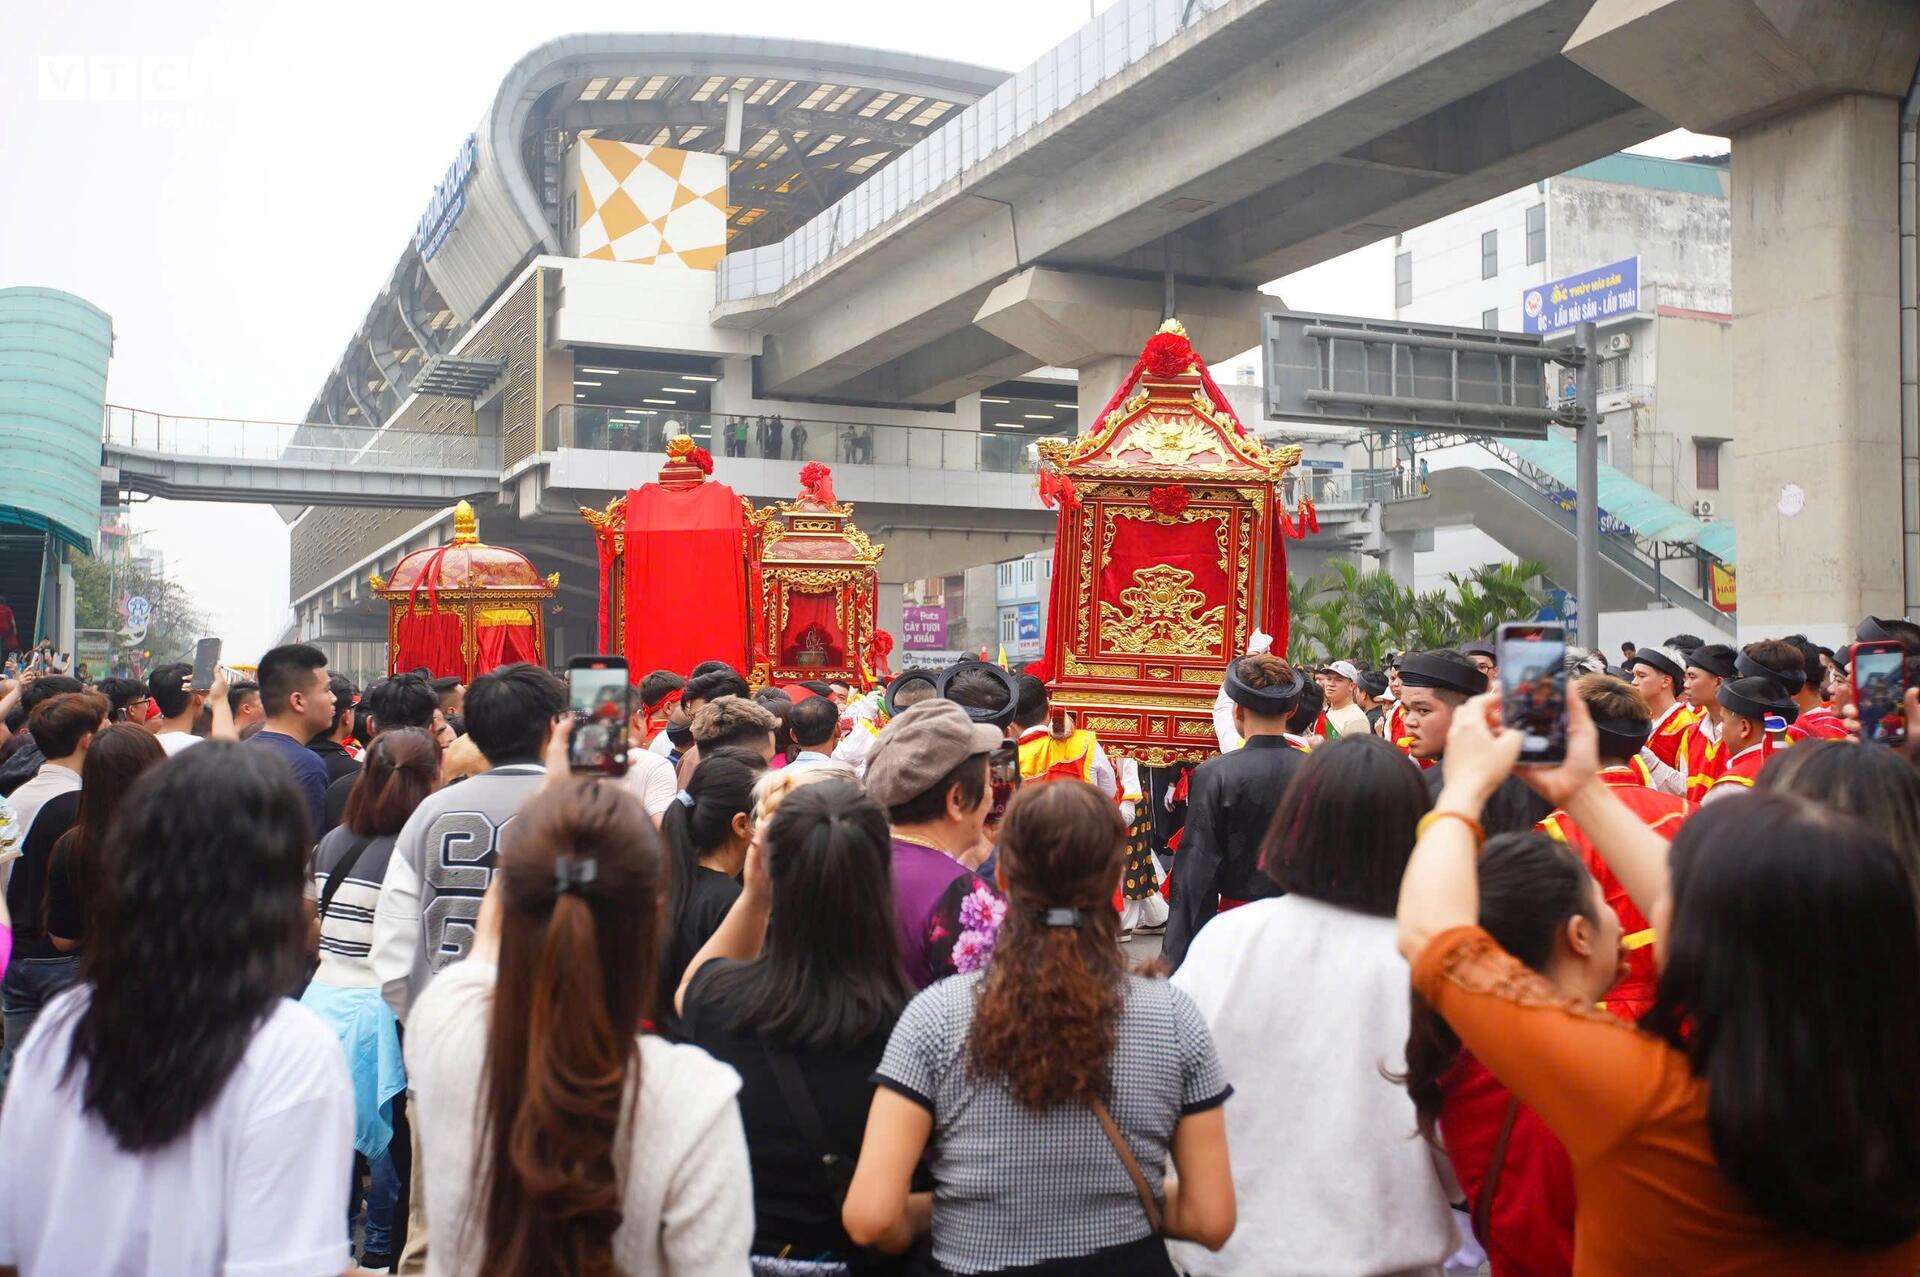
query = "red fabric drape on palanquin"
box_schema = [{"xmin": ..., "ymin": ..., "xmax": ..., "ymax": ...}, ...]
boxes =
[{"xmin": 623, "ymin": 481, "xmax": 750, "ymax": 676}]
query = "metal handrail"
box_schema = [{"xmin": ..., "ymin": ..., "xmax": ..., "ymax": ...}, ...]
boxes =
[{"xmin": 547, "ymin": 405, "xmax": 1048, "ymax": 475}]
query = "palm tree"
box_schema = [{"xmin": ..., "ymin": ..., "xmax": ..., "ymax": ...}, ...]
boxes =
[{"xmin": 1282, "ymin": 556, "xmax": 1553, "ymax": 666}]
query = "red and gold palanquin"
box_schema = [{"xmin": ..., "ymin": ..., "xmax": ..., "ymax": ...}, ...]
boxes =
[
  {"xmin": 1034, "ymin": 321, "xmax": 1302, "ymax": 767},
  {"xmin": 370, "ymin": 500, "xmax": 556, "ymax": 681},
  {"xmin": 746, "ymin": 477, "xmax": 884, "ymax": 689}
]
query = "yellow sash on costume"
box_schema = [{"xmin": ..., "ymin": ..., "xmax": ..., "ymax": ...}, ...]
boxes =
[{"xmin": 1018, "ymin": 729, "xmax": 1098, "ymax": 784}]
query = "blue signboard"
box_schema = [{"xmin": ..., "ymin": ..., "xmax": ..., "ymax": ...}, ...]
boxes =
[
  {"xmin": 1521, "ymin": 257, "xmax": 1639, "ymax": 335},
  {"xmin": 1016, "ymin": 603, "xmax": 1040, "ymax": 643},
  {"xmin": 416, "ymin": 135, "xmax": 479, "ymax": 260}
]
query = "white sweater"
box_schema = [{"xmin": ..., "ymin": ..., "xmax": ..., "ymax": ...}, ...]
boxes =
[
  {"xmin": 405, "ymin": 961, "xmax": 755, "ymax": 1276},
  {"xmin": 1168, "ymin": 896, "xmax": 1458, "ymax": 1277}
]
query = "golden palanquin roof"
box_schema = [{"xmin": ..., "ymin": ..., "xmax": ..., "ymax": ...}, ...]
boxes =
[
  {"xmin": 1037, "ymin": 320, "xmax": 1301, "ymax": 484},
  {"xmin": 371, "ymin": 501, "xmax": 558, "ymax": 597},
  {"xmin": 754, "ymin": 487, "xmax": 884, "ymax": 568}
]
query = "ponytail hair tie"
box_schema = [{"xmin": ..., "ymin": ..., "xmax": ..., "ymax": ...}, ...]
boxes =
[
  {"xmin": 554, "ymin": 854, "xmax": 599, "ymax": 894},
  {"xmin": 675, "ymin": 790, "xmax": 695, "ymax": 809},
  {"xmin": 1041, "ymin": 907, "xmax": 1085, "ymax": 929}
]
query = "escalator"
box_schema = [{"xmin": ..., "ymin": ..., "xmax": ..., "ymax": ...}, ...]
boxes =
[{"xmin": 1382, "ymin": 467, "xmax": 1735, "ymax": 636}]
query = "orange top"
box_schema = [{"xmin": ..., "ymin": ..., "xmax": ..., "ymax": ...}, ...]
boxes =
[{"xmin": 1413, "ymin": 926, "xmax": 1920, "ymax": 1275}]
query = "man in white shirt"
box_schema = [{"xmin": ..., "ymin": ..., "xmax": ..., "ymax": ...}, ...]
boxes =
[
  {"xmin": 8, "ymin": 692, "xmax": 105, "ymax": 848},
  {"xmin": 145, "ymin": 662, "xmax": 239, "ymax": 755},
  {"xmin": 1319, "ymin": 660, "xmax": 1372, "ymax": 739},
  {"xmin": 784, "ymin": 695, "xmax": 843, "ymax": 772}
]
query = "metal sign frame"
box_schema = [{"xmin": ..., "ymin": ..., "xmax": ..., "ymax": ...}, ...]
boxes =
[{"xmin": 1261, "ymin": 309, "xmax": 1602, "ymax": 648}]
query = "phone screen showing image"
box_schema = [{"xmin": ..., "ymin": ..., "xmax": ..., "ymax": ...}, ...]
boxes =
[
  {"xmin": 568, "ymin": 663, "xmax": 632, "ymax": 775},
  {"xmin": 987, "ymin": 742, "xmax": 1021, "ymax": 824},
  {"xmin": 1854, "ymin": 644, "xmax": 1909, "ymax": 745},
  {"xmin": 1499, "ymin": 624, "xmax": 1568, "ymax": 763}
]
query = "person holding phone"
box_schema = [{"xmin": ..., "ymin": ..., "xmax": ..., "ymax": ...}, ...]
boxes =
[{"xmin": 143, "ymin": 663, "xmax": 237, "ymax": 755}]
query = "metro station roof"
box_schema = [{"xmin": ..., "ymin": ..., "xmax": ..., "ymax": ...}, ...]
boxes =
[{"xmin": 303, "ymin": 35, "xmax": 1006, "ymax": 435}]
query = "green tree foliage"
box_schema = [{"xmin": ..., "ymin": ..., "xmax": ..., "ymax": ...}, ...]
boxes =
[
  {"xmin": 67, "ymin": 550, "xmax": 209, "ymax": 665},
  {"xmin": 1285, "ymin": 559, "xmax": 1550, "ymax": 668}
]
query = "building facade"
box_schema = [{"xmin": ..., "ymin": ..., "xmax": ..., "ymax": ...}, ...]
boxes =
[
  {"xmin": 1387, "ymin": 153, "xmax": 1734, "ymax": 588},
  {"xmin": 0, "ymin": 287, "xmax": 113, "ymax": 657}
]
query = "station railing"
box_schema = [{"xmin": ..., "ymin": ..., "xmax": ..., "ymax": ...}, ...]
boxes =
[{"xmin": 102, "ymin": 406, "xmax": 500, "ymax": 471}]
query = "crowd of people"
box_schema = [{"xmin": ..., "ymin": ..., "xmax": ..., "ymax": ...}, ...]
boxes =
[{"xmin": 0, "ymin": 613, "xmax": 1915, "ymax": 1276}]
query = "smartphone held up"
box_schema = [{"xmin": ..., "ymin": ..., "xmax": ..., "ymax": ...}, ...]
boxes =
[
  {"xmin": 1851, "ymin": 641, "xmax": 1912, "ymax": 746},
  {"xmin": 1497, "ymin": 622, "xmax": 1569, "ymax": 764},
  {"xmin": 567, "ymin": 655, "xmax": 632, "ymax": 776}
]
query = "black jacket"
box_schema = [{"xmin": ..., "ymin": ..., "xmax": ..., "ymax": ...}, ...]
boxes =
[{"xmin": 1162, "ymin": 735, "xmax": 1305, "ymax": 970}]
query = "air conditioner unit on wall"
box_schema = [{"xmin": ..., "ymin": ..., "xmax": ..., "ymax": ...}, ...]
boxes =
[
  {"xmin": 1693, "ymin": 499, "xmax": 1715, "ymax": 518},
  {"xmin": 1606, "ymin": 332, "xmax": 1633, "ymax": 354}
]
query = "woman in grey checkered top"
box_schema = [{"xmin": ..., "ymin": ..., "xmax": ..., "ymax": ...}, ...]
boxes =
[{"xmin": 842, "ymin": 779, "xmax": 1237, "ymax": 1275}]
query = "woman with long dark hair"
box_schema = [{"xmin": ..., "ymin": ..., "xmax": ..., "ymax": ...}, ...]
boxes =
[
  {"xmin": 844, "ymin": 780, "xmax": 1236, "ymax": 1275},
  {"xmin": 405, "ymin": 779, "xmax": 751, "ymax": 1275},
  {"xmin": 43, "ymin": 722, "xmax": 164, "ymax": 953},
  {"xmin": 678, "ymin": 778, "xmax": 916, "ymax": 1274},
  {"xmin": 1399, "ymin": 690, "xmax": 1920, "ymax": 1270},
  {"xmin": 1168, "ymin": 733, "xmax": 1457, "ymax": 1275},
  {"xmin": 1397, "ymin": 833, "xmax": 1621, "ymax": 1276},
  {"xmin": 656, "ymin": 746, "xmax": 765, "ymax": 1029},
  {"xmin": 301, "ymin": 726, "xmax": 441, "ymax": 1269},
  {"xmin": 0, "ymin": 743, "xmax": 354, "ymax": 1274}
]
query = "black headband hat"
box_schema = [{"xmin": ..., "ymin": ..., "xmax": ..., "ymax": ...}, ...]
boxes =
[
  {"xmin": 1591, "ymin": 713, "xmax": 1654, "ymax": 758},
  {"xmin": 1717, "ymin": 675, "xmax": 1799, "ymax": 726},
  {"xmin": 1223, "ymin": 656, "xmax": 1309, "ymax": 716},
  {"xmin": 1859, "ymin": 616, "xmax": 1898, "ymax": 643},
  {"xmin": 1685, "ymin": 643, "xmax": 1738, "ymax": 680},
  {"xmin": 1627, "ymin": 646, "xmax": 1685, "ymax": 685},
  {"xmin": 884, "ymin": 670, "xmax": 939, "ymax": 717},
  {"xmin": 936, "ymin": 658, "xmax": 1021, "ymax": 730},
  {"xmin": 1462, "ymin": 639, "xmax": 1498, "ymax": 662},
  {"xmin": 1736, "ymin": 647, "xmax": 1806, "ymax": 695},
  {"xmin": 1398, "ymin": 651, "xmax": 1489, "ymax": 697}
]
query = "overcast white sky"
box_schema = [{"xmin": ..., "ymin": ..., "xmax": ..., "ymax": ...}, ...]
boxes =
[{"xmin": 0, "ymin": 1, "xmax": 1726, "ymax": 663}]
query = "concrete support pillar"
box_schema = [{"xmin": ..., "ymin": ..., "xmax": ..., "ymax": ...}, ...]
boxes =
[
  {"xmin": 1730, "ymin": 93, "xmax": 1906, "ymax": 640},
  {"xmin": 974, "ymin": 267, "xmax": 1267, "ymax": 436}
]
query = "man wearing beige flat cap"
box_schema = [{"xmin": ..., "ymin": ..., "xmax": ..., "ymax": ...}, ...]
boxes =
[{"xmin": 865, "ymin": 699, "xmax": 1003, "ymax": 987}]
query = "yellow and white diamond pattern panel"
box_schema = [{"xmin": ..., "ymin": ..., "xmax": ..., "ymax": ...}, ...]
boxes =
[{"xmin": 574, "ymin": 138, "xmax": 727, "ymax": 271}]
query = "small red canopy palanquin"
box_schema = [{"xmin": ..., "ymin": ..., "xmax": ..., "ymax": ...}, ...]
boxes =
[
  {"xmin": 581, "ymin": 434, "xmax": 753, "ymax": 677},
  {"xmin": 1033, "ymin": 318, "xmax": 1307, "ymax": 767},
  {"xmin": 371, "ymin": 500, "xmax": 556, "ymax": 681},
  {"xmin": 746, "ymin": 462, "xmax": 885, "ymax": 689}
]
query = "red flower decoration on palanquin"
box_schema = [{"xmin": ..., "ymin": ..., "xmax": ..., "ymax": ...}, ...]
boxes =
[
  {"xmin": 868, "ymin": 630, "xmax": 894, "ymax": 658},
  {"xmin": 690, "ymin": 446, "xmax": 714, "ymax": 474},
  {"xmin": 1141, "ymin": 331, "xmax": 1195, "ymax": 379},
  {"xmin": 798, "ymin": 460, "xmax": 837, "ymax": 505},
  {"xmin": 1148, "ymin": 485, "xmax": 1191, "ymax": 517}
]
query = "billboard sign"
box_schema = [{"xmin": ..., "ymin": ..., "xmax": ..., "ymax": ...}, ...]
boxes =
[
  {"xmin": 1016, "ymin": 603, "xmax": 1041, "ymax": 643},
  {"xmin": 1521, "ymin": 257, "xmax": 1640, "ymax": 335},
  {"xmin": 416, "ymin": 134, "xmax": 479, "ymax": 260},
  {"xmin": 902, "ymin": 605, "xmax": 947, "ymax": 650}
]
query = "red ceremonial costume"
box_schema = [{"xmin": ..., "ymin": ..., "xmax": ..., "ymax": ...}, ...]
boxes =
[
  {"xmin": 1704, "ymin": 740, "xmax": 1770, "ymax": 796},
  {"xmin": 1787, "ymin": 705, "xmax": 1848, "ymax": 741},
  {"xmin": 1675, "ymin": 718, "xmax": 1725, "ymax": 803},
  {"xmin": 1032, "ymin": 319, "xmax": 1306, "ymax": 767},
  {"xmin": 1537, "ymin": 760, "xmax": 1691, "ymax": 1022},
  {"xmin": 581, "ymin": 436, "xmax": 751, "ymax": 677},
  {"xmin": 371, "ymin": 500, "xmax": 555, "ymax": 681},
  {"xmin": 1644, "ymin": 701, "xmax": 1701, "ymax": 769},
  {"xmin": 744, "ymin": 463, "xmax": 884, "ymax": 689}
]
